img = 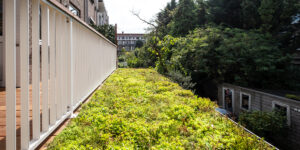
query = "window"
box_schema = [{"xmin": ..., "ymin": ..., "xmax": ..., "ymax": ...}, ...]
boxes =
[
  {"xmin": 137, "ymin": 37, "xmax": 140, "ymax": 40},
  {"xmin": 272, "ymin": 101, "xmax": 291, "ymax": 126},
  {"xmin": 240, "ymin": 93, "xmax": 251, "ymax": 111},
  {"xmin": 69, "ymin": 4, "xmax": 80, "ymax": 17},
  {"xmin": 223, "ymin": 87, "xmax": 234, "ymax": 113}
]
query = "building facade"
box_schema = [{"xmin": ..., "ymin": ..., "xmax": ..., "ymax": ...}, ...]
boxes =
[
  {"xmin": 218, "ymin": 83, "xmax": 300, "ymax": 149},
  {"xmin": 117, "ymin": 33, "xmax": 145, "ymax": 52},
  {"xmin": 59, "ymin": 0, "xmax": 109, "ymax": 26},
  {"xmin": 97, "ymin": 0, "xmax": 109, "ymax": 26}
]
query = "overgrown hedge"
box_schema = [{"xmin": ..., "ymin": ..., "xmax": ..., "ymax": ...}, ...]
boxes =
[{"xmin": 48, "ymin": 69, "xmax": 273, "ymax": 149}]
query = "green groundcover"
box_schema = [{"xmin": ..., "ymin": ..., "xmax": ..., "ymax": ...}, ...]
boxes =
[{"xmin": 48, "ymin": 69, "xmax": 273, "ymax": 149}]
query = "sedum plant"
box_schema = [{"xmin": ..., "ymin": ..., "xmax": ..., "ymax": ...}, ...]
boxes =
[{"xmin": 48, "ymin": 69, "xmax": 274, "ymax": 149}]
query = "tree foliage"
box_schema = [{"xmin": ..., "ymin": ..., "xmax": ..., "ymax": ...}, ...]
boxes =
[
  {"xmin": 170, "ymin": 0, "xmax": 197, "ymax": 36},
  {"xmin": 135, "ymin": 40, "xmax": 144, "ymax": 48},
  {"xmin": 125, "ymin": 26, "xmax": 295, "ymax": 90},
  {"xmin": 90, "ymin": 24, "xmax": 116, "ymax": 44},
  {"xmin": 127, "ymin": 0, "xmax": 300, "ymax": 92}
]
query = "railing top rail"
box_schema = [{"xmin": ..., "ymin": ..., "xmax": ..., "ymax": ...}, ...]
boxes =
[{"xmin": 45, "ymin": 0, "xmax": 117, "ymax": 48}]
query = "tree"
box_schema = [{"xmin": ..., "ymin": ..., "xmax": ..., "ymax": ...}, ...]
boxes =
[
  {"xmin": 206, "ymin": 0, "xmax": 242, "ymax": 28},
  {"xmin": 195, "ymin": 0, "xmax": 207, "ymax": 26},
  {"xmin": 168, "ymin": 26, "xmax": 290, "ymax": 89},
  {"xmin": 135, "ymin": 40, "xmax": 144, "ymax": 48},
  {"xmin": 258, "ymin": 0, "xmax": 282, "ymax": 32},
  {"xmin": 170, "ymin": 0, "xmax": 197, "ymax": 36},
  {"xmin": 156, "ymin": 0, "xmax": 177, "ymax": 37},
  {"xmin": 90, "ymin": 24, "xmax": 116, "ymax": 44},
  {"xmin": 241, "ymin": 0, "xmax": 261, "ymax": 29},
  {"xmin": 170, "ymin": 0, "xmax": 177, "ymax": 10}
]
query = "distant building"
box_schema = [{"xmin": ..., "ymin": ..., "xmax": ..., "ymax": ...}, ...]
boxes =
[
  {"xmin": 117, "ymin": 33, "xmax": 145, "ymax": 52},
  {"xmin": 97, "ymin": 0, "xmax": 109, "ymax": 25}
]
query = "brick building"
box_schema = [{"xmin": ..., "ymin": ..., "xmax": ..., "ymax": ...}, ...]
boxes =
[{"xmin": 58, "ymin": 0, "xmax": 109, "ymax": 26}]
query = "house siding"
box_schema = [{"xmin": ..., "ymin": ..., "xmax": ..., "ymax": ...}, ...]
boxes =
[{"xmin": 218, "ymin": 83, "xmax": 300, "ymax": 149}]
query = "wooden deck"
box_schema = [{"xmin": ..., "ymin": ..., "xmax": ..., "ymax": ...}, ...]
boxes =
[
  {"xmin": 0, "ymin": 87, "xmax": 40, "ymax": 150},
  {"xmin": 0, "ymin": 84, "xmax": 98, "ymax": 150}
]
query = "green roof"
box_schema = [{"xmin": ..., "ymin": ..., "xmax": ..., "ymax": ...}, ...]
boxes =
[{"xmin": 48, "ymin": 68, "xmax": 274, "ymax": 149}]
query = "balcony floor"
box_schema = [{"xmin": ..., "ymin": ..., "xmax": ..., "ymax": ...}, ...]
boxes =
[
  {"xmin": 0, "ymin": 85, "xmax": 92, "ymax": 150},
  {"xmin": 0, "ymin": 86, "xmax": 41, "ymax": 150}
]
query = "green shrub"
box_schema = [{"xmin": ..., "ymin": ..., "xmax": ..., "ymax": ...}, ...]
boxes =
[
  {"xmin": 239, "ymin": 111, "xmax": 289, "ymax": 139},
  {"xmin": 286, "ymin": 94, "xmax": 300, "ymax": 101},
  {"xmin": 167, "ymin": 70, "xmax": 196, "ymax": 90}
]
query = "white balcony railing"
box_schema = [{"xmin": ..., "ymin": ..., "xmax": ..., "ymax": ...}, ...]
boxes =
[{"xmin": 3, "ymin": 0, "xmax": 117, "ymax": 149}]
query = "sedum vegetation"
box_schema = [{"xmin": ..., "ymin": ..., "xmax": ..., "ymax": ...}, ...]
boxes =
[{"xmin": 48, "ymin": 69, "xmax": 273, "ymax": 149}]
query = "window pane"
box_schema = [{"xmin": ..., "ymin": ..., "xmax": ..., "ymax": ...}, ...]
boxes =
[
  {"xmin": 224, "ymin": 89, "xmax": 233, "ymax": 111},
  {"xmin": 275, "ymin": 104, "xmax": 287, "ymax": 117},
  {"xmin": 69, "ymin": 5, "xmax": 80, "ymax": 17},
  {"xmin": 241, "ymin": 94, "xmax": 250, "ymax": 110}
]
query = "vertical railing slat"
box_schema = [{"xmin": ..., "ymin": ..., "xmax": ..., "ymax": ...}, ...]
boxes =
[
  {"xmin": 70, "ymin": 18, "xmax": 74, "ymax": 113},
  {"xmin": 4, "ymin": 0, "xmax": 17, "ymax": 149},
  {"xmin": 66, "ymin": 18, "xmax": 72, "ymax": 112},
  {"xmin": 55, "ymin": 13, "xmax": 62, "ymax": 119},
  {"xmin": 32, "ymin": 0, "xmax": 41, "ymax": 140},
  {"xmin": 60, "ymin": 15, "xmax": 66, "ymax": 115},
  {"xmin": 41, "ymin": 3, "xmax": 49, "ymax": 132},
  {"xmin": 20, "ymin": 0, "xmax": 30, "ymax": 149},
  {"xmin": 49, "ymin": 8, "xmax": 56, "ymax": 125}
]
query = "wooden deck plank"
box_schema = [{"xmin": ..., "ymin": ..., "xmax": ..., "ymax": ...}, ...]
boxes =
[{"xmin": 0, "ymin": 87, "xmax": 41, "ymax": 150}]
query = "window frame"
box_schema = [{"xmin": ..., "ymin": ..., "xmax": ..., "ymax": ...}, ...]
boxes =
[
  {"xmin": 240, "ymin": 92, "xmax": 251, "ymax": 111},
  {"xmin": 222, "ymin": 87, "xmax": 235, "ymax": 113},
  {"xmin": 272, "ymin": 101, "xmax": 291, "ymax": 126},
  {"xmin": 68, "ymin": 3, "xmax": 80, "ymax": 18}
]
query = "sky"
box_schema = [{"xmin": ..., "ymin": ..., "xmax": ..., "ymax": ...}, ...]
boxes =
[{"xmin": 105, "ymin": 0, "xmax": 172, "ymax": 34}]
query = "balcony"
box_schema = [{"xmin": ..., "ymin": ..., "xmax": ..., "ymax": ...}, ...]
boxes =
[{"xmin": 1, "ymin": 0, "xmax": 117, "ymax": 149}]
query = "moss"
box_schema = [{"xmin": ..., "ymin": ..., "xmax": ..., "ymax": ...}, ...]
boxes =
[{"xmin": 48, "ymin": 68, "xmax": 273, "ymax": 149}]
